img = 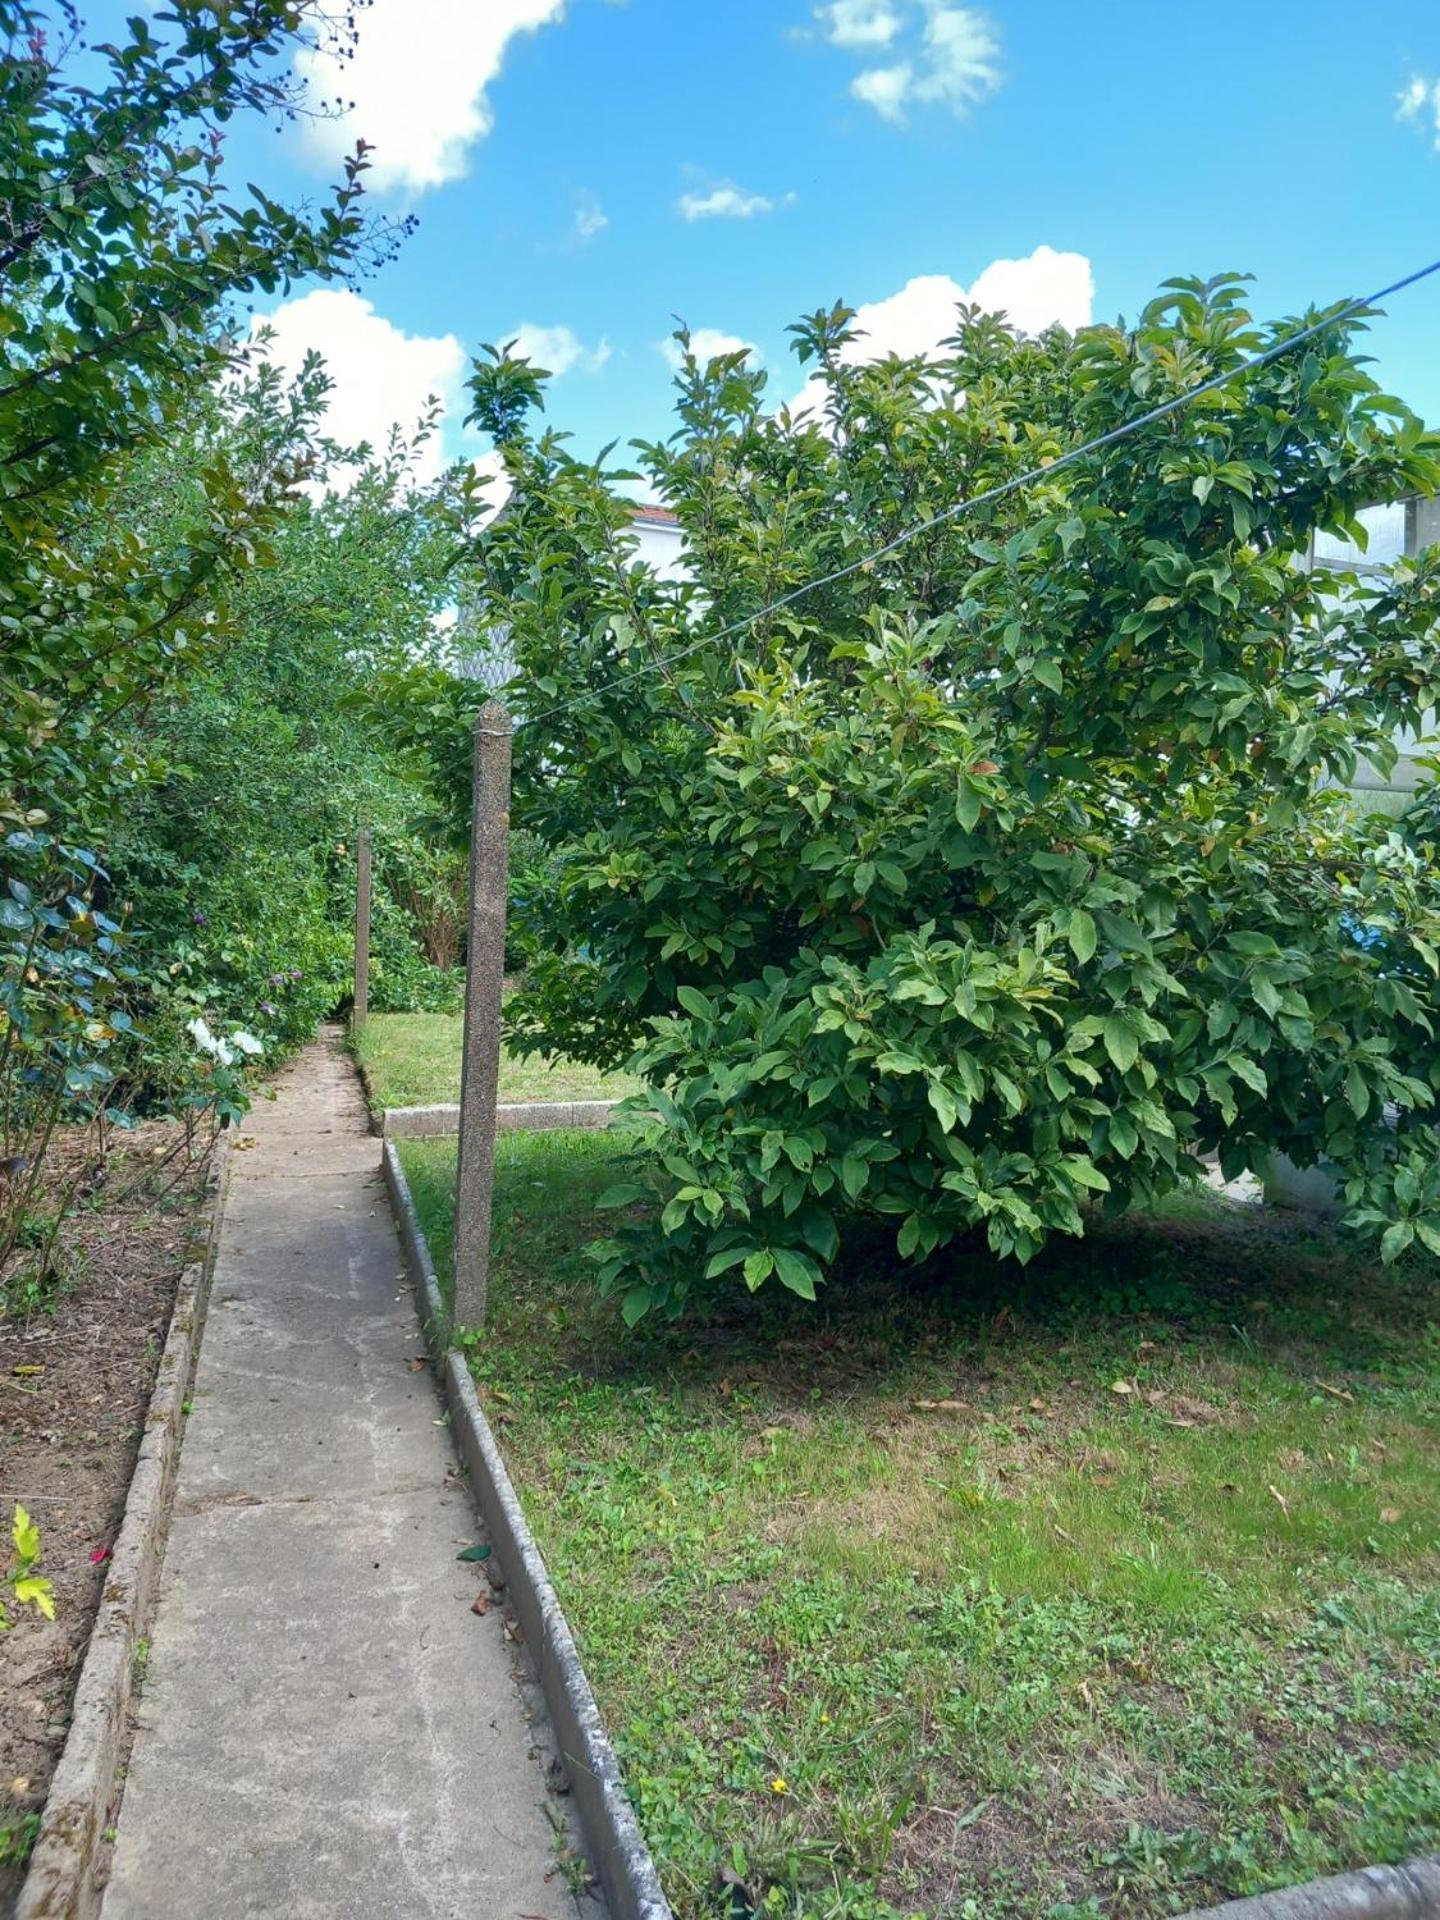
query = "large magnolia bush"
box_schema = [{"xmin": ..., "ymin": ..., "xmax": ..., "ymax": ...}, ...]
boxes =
[{"xmin": 463, "ymin": 278, "xmax": 1440, "ymax": 1320}]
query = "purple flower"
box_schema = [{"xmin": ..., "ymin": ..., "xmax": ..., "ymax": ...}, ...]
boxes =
[
  {"xmin": 193, "ymin": 910, "xmax": 207, "ymax": 926},
  {"xmin": 268, "ymin": 972, "xmax": 286, "ymax": 987},
  {"xmin": 259, "ymin": 1001, "xmax": 277, "ymax": 1017}
]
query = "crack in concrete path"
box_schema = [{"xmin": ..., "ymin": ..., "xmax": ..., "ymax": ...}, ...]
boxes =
[{"xmin": 103, "ymin": 1030, "xmax": 600, "ymax": 1920}]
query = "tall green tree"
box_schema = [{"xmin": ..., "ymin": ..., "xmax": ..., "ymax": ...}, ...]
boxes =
[
  {"xmin": 110, "ymin": 403, "xmax": 461, "ymax": 1064},
  {"xmin": 1, "ymin": 0, "xmax": 398, "ymax": 833},
  {"xmin": 463, "ymin": 279, "xmax": 1440, "ymax": 1320},
  {"xmin": 0, "ymin": 1, "xmax": 395, "ymax": 1256}
]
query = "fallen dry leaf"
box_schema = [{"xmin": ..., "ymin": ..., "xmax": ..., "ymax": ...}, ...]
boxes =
[
  {"xmin": 406, "ymin": 1358, "xmax": 426, "ymax": 1373},
  {"xmin": 12, "ymin": 1363, "xmax": 43, "ymax": 1377},
  {"xmin": 1380, "ymin": 1507, "xmax": 1402, "ymax": 1525},
  {"xmin": 1268, "ymin": 1484, "xmax": 1291, "ymax": 1520},
  {"xmin": 471, "ymin": 1592, "xmax": 490, "ymax": 1616},
  {"xmin": 1109, "ymin": 1379, "xmax": 1135, "ymax": 1397},
  {"xmin": 913, "ymin": 1398, "xmax": 966, "ymax": 1413},
  {"xmin": 1315, "ymin": 1381, "xmax": 1355, "ymax": 1404},
  {"xmin": 1028, "ymin": 1397, "xmax": 1046, "ymax": 1413}
]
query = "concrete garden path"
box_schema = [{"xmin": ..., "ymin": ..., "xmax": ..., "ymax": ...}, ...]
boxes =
[{"xmin": 104, "ymin": 1031, "xmax": 592, "ymax": 1919}]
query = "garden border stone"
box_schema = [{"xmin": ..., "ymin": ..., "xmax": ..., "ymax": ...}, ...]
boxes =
[
  {"xmin": 381, "ymin": 1138, "xmax": 672, "ymax": 1920},
  {"xmin": 16, "ymin": 1131, "xmax": 233, "ymax": 1920},
  {"xmin": 382, "ymin": 1098, "xmax": 616, "ymax": 1139}
]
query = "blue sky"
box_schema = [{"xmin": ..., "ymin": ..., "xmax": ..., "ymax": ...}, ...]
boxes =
[{"xmin": 117, "ymin": 1, "xmax": 1440, "ymax": 477}]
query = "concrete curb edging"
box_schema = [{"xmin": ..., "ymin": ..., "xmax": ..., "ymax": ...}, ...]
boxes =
[
  {"xmin": 17, "ymin": 1131, "xmax": 234, "ymax": 1920},
  {"xmin": 381, "ymin": 1139, "xmax": 672, "ymax": 1920},
  {"xmin": 382, "ymin": 1099, "xmax": 617, "ymax": 1139},
  {"xmin": 1178, "ymin": 1857, "xmax": 1440, "ymax": 1920}
]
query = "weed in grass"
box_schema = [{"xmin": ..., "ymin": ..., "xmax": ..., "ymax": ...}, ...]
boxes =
[{"xmin": 400, "ymin": 1131, "xmax": 1440, "ymax": 1920}]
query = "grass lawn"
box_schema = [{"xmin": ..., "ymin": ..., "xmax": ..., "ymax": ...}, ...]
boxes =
[
  {"xmin": 399, "ymin": 1131, "xmax": 1440, "ymax": 1920},
  {"xmin": 352, "ymin": 1010, "xmax": 641, "ymax": 1112}
]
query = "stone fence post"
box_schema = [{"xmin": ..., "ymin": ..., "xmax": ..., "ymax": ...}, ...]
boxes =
[{"xmin": 454, "ymin": 703, "xmax": 513, "ymax": 1328}]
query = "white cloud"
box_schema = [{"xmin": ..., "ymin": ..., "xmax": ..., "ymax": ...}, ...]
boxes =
[
  {"xmin": 572, "ymin": 191, "xmax": 608, "ymax": 243},
  {"xmin": 965, "ymin": 247, "xmax": 1093, "ymax": 336},
  {"xmin": 821, "ymin": 0, "xmax": 903, "ymax": 47},
  {"xmin": 851, "ymin": 64, "xmax": 913, "ymax": 118},
  {"xmin": 785, "ymin": 247, "xmax": 1093, "ymax": 414},
  {"xmin": 819, "ymin": 1, "xmax": 1001, "ymax": 123},
  {"xmin": 914, "ymin": 5, "xmax": 1001, "ymax": 113},
  {"xmin": 249, "ymin": 289, "xmax": 464, "ymax": 483},
  {"xmin": 677, "ymin": 181, "xmax": 785, "ymax": 221},
  {"xmin": 1398, "ymin": 73, "xmax": 1440, "ymax": 149},
  {"xmin": 660, "ymin": 327, "xmax": 763, "ymax": 371},
  {"xmin": 467, "ymin": 451, "xmax": 512, "ymax": 520},
  {"xmin": 504, "ymin": 322, "xmax": 611, "ymax": 376},
  {"xmin": 294, "ymin": 0, "xmax": 566, "ymax": 195}
]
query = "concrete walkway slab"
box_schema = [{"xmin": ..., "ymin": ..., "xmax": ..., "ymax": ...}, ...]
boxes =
[{"xmin": 103, "ymin": 1032, "xmax": 595, "ymax": 1920}]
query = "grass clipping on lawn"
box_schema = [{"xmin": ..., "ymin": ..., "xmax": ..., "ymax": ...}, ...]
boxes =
[{"xmin": 399, "ymin": 1130, "xmax": 1440, "ymax": 1920}]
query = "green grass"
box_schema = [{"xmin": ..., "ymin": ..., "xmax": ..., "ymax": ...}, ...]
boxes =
[
  {"xmin": 400, "ymin": 1132, "xmax": 1440, "ymax": 1920},
  {"xmin": 0, "ymin": 1805, "xmax": 40, "ymax": 1869},
  {"xmin": 352, "ymin": 1010, "xmax": 641, "ymax": 1112}
]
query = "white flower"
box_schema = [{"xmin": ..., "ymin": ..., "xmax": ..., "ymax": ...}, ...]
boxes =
[
  {"xmin": 186, "ymin": 1016, "xmax": 220, "ymax": 1058},
  {"xmin": 187, "ymin": 1016, "xmax": 261, "ymax": 1068},
  {"xmin": 186, "ymin": 1016, "xmax": 244, "ymax": 1066}
]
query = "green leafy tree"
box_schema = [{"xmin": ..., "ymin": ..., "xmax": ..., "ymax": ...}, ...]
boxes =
[
  {"xmin": 1, "ymin": 1, "xmax": 396, "ymax": 1250},
  {"xmin": 462, "ymin": 280, "xmax": 1440, "ymax": 1321},
  {"xmin": 109, "ymin": 402, "xmax": 461, "ymax": 1065},
  {"xmin": 1, "ymin": 0, "xmax": 401, "ymax": 834}
]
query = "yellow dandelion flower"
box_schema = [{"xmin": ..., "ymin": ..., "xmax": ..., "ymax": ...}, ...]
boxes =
[{"xmin": 771, "ymin": 1777, "xmax": 787, "ymax": 1795}]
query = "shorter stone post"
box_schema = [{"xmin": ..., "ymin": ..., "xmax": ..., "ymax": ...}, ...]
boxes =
[
  {"xmin": 454, "ymin": 703, "xmax": 513, "ymax": 1329},
  {"xmin": 352, "ymin": 828, "xmax": 372, "ymax": 1032}
]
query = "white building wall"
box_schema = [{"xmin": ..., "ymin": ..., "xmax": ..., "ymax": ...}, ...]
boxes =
[{"xmin": 630, "ymin": 515, "xmax": 687, "ymax": 582}]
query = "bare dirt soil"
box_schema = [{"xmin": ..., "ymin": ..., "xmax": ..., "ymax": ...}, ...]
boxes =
[{"xmin": 0, "ymin": 1124, "xmax": 211, "ymax": 1914}]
